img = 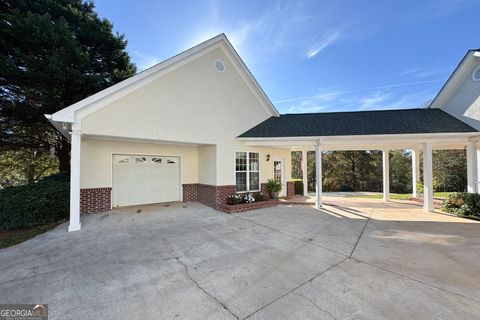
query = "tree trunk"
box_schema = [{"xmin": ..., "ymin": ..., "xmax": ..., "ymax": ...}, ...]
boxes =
[{"xmin": 57, "ymin": 138, "xmax": 71, "ymax": 172}]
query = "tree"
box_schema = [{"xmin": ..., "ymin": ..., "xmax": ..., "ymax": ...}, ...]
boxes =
[
  {"xmin": 0, "ymin": 0, "xmax": 136, "ymax": 172},
  {"xmin": 0, "ymin": 148, "xmax": 58, "ymax": 187},
  {"xmin": 390, "ymin": 150, "xmax": 412, "ymax": 193}
]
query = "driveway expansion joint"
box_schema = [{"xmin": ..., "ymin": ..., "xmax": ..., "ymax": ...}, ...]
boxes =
[
  {"xmin": 293, "ymin": 291, "xmax": 337, "ymax": 320},
  {"xmin": 242, "ymin": 257, "xmax": 349, "ymax": 319},
  {"xmin": 175, "ymin": 256, "xmax": 240, "ymax": 320},
  {"xmin": 349, "ymin": 208, "xmax": 375, "ymax": 257}
]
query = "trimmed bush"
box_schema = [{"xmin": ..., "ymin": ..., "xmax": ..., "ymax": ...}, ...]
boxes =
[
  {"xmin": 441, "ymin": 192, "xmax": 480, "ymax": 219},
  {"xmin": 290, "ymin": 179, "xmax": 304, "ymax": 195},
  {"xmin": 0, "ymin": 176, "xmax": 69, "ymax": 229}
]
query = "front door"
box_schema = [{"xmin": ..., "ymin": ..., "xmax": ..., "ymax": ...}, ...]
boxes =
[{"xmin": 273, "ymin": 159, "xmax": 286, "ymax": 197}]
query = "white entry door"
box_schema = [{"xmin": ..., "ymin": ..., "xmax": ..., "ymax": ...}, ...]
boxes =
[
  {"xmin": 273, "ymin": 159, "xmax": 286, "ymax": 196},
  {"xmin": 112, "ymin": 154, "xmax": 180, "ymax": 207}
]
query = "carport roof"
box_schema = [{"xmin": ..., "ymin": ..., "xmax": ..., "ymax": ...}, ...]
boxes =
[{"xmin": 238, "ymin": 108, "xmax": 478, "ymax": 138}]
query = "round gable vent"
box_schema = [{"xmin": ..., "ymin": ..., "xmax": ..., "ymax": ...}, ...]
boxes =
[
  {"xmin": 472, "ymin": 66, "xmax": 480, "ymax": 82},
  {"xmin": 214, "ymin": 59, "xmax": 225, "ymax": 73}
]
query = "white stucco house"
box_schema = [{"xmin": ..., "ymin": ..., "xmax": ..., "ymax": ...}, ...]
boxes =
[{"xmin": 46, "ymin": 34, "xmax": 480, "ymax": 232}]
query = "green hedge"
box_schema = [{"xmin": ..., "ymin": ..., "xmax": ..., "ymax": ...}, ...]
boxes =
[
  {"xmin": 0, "ymin": 175, "xmax": 69, "ymax": 229},
  {"xmin": 290, "ymin": 179, "xmax": 304, "ymax": 195},
  {"xmin": 441, "ymin": 192, "xmax": 480, "ymax": 219}
]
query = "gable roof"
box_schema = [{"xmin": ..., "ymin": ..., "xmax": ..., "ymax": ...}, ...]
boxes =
[
  {"xmin": 238, "ymin": 108, "xmax": 478, "ymax": 138},
  {"xmin": 429, "ymin": 49, "xmax": 480, "ymax": 109},
  {"xmin": 46, "ymin": 34, "xmax": 279, "ymax": 125}
]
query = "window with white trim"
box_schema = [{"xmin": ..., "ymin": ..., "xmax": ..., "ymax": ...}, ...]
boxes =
[{"xmin": 235, "ymin": 152, "xmax": 260, "ymax": 192}]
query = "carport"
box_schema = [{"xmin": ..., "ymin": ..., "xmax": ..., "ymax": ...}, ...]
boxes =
[{"xmin": 238, "ymin": 109, "xmax": 480, "ymax": 212}]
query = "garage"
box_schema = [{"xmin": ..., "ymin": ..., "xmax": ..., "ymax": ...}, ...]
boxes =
[{"xmin": 112, "ymin": 154, "xmax": 180, "ymax": 207}]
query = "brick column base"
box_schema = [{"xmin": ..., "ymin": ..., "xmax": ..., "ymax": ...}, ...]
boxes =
[
  {"xmin": 80, "ymin": 187, "xmax": 111, "ymax": 214},
  {"xmin": 286, "ymin": 181, "xmax": 295, "ymax": 197}
]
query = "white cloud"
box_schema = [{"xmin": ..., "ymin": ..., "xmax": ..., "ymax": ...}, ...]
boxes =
[{"xmin": 306, "ymin": 31, "xmax": 341, "ymax": 58}]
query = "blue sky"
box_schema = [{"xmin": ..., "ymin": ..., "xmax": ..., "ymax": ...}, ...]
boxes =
[{"xmin": 94, "ymin": 0, "xmax": 479, "ymax": 114}]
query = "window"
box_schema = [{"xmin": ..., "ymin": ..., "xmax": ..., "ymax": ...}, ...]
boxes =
[
  {"xmin": 235, "ymin": 152, "xmax": 259, "ymax": 192},
  {"xmin": 152, "ymin": 157, "xmax": 162, "ymax": 164},
  {"xmin": 116, "ymin": 156, "xmax": 130, "ymax": 164},
  {"xmin": 135, "ymin": 157, "xmax": 147, "ymax": 163}
]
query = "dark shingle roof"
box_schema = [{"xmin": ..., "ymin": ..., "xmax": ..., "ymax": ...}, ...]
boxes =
[{"xmin": 238, "ymin": 108, "xmax": 477, "ymax": 138}]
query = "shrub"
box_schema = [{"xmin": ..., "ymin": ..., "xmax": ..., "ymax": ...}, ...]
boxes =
[
  {"xmin": 228, "ymin": 194, "xmax": 244, "ymax": 205},
  {"xmin": 416, "ymin": 181, "xmax": 424, "ymax": 194},
  {"xmin": 290, "ymin": 179, "xmax": 304, "ymax": 195},
  {"xmin": 41, "ymin": 171, "xmax": 70, "ymax": 182},
  {"xmin": 255, "ymin": 192, "xmax": 267, "ymax": 201},
  {"xmin": 0, "ymin": 177, "xmax": 69, "ymax": 229},
  {"xmin": 441, "ymin": 192, "xmax": 480, "ymax": 219},
  {"xmin": 265, "ymin": 179, "xmax": 282, "ymax": 193}
]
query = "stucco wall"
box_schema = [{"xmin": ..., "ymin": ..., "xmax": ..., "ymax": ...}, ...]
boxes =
[
  {"xmin": 81, "ymin": 47, "xmax": 271, "ymax": 144},
  {"xmin": 81, "ymin": 138, "xmax": 291, "ymax": 190},
  {"xmin": 442, "ymin": 61, "xmax": 480, "ymax": 130},
  {"xmin": 217, "ymin": 142, "xmax": 292, "ymax": 186},
  {"xmin": 79, "ymin": 44, "xmax": 291, "ymax": 189},
  {"xmin": 198, "ymin": 145, "xmax": 216, "ymax": 185},
  {"xmin": 80, "ymin": 139, "xmax": 198, "ymax": 188}
]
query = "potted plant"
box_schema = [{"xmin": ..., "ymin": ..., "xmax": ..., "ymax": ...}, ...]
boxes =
[{"xmin": 265, "ymin": 179, "xmax": 282, "ymax": 199}]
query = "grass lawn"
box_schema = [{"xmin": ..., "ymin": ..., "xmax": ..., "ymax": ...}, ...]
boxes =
[
  {"xmin": 349, "ymin": 192, "xmax": 452, "ymax": 200},
  {"xmin": 0, "ymin": 222, "xmax": 60, "ymax": 249}
]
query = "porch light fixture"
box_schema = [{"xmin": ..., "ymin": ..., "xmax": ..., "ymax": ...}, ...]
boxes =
[{"xmin": 266, "ymin": 153, "xmax": 271, "ymax": 162}]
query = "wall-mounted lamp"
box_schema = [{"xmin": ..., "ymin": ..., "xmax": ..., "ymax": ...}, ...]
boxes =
[{"xmin": 266, "ymin": 153, "xmax": 271, "ymax": 162}]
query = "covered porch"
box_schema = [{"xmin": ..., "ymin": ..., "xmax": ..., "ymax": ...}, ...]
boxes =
[{"xmin": 240, "ymin": 132, "xmax": 480, "ymax": 212}]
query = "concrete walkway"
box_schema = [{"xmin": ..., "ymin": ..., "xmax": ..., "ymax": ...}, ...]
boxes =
[{"xmin": 0, "ymin": 199, "xmax": 479, "ymax": 319}]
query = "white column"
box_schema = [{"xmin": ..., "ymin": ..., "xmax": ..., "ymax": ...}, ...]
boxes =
[
  {"xmin": 315, "ymin": 142, "xmax": 322, "ymax": 208},
  {"xmin": 466, "ymin": 141, "xmax": 478, "ymax": 193},
  {"xmin": 423, "ymin": 143, "xmax": 434, "ymax": 212},
  {"xmin": 412, "ymin": 148, "xmax": 420, "ymax": 198},
  {"xmin": 68, "ymin": 126, "xmax": 82, "ymax": 232},
  {"xmin": 382, "ymin": 149, "xmax": 390, "ymax": 201},
  {"xmin": 301, "ymin": 150, "xmax": 308, "ymax": 196}
]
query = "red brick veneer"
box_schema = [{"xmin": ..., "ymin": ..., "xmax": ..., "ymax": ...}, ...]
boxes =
[
  {"xmin": 182, "ymin": 184, "xmax": 198, "ymax": 202},
  {"xmin": 80, "ymin": 187, "xmax": 111, "ymax": 214},
  {"xmin": 218, "ymin": 199, "xmax": 278, "ymax": 213},
  {"xmin": 286, "ymin": 181, "xmax": 295, "ymax": 197},
  {"xmin": 182, "ymin": 184, "xmax": 236, "ymax": 209}
]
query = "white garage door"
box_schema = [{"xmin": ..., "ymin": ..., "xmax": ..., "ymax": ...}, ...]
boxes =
[{"xmin": 112, "ymin": 154, "xmax": 180, "ymax": 207}]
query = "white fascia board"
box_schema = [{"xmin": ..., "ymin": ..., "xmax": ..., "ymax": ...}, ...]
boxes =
[
  {"xmin": 50, "ymin": 33, "xmax": 279, "ymax": 124},
  {"xmin": 239, "ymin": 132, "xmax": 480, "ymax": 146},
  {"xmin": 430, "ymin": 50, "xmax": 479, "ymax": 109}
]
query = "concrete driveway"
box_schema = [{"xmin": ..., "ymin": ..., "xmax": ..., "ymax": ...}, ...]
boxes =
[{"xmin": 0, "ymin": 199, "xmax": 479, "ymax": 320}]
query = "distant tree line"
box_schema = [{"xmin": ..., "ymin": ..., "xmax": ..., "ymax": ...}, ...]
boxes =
[{"xmin": 292, "ymin": 149, "xmax": 467, "ymax": 194}]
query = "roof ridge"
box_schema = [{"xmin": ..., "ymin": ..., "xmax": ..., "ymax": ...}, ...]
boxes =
[{"xmin": 281, "ymin": 108, "xmax": 426, "ymax": 116}]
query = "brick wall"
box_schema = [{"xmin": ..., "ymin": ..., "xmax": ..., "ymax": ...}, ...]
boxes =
[
  {"xmin": 182, "ymin": 184, "xmax": 236, "ymax": 209},
  {"xmin": 80, "ymin": 188, "xmax": 111, "ymax": 214},
  {"xmin": 182, "ymin": 184, "xmax": 198, "ymax": 202},
  {"xmin": 286, "ymin": 181, "xmax": 295, "ymax": 197}
]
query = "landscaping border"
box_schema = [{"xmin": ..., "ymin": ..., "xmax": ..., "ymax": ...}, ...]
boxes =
[{"xmin": 217, "ymin": 199, "xmax": 278, "ymax": 213}]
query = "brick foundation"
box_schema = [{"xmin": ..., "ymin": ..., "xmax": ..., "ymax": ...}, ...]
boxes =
[
  {"xmin": 286, "ymin": 181, "xmax": 295, "ymax": 197},
  {"xmin": 80, "ymin": 187, "xmax": 111, "ymax": 214}
]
